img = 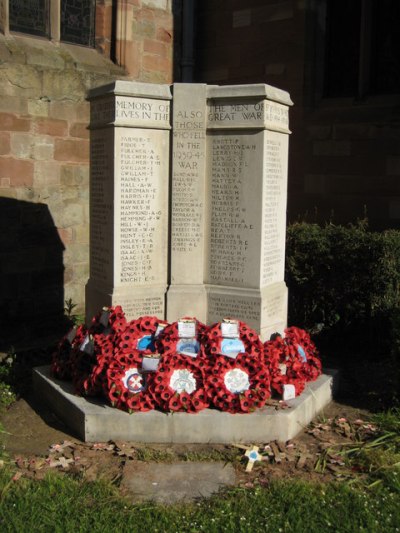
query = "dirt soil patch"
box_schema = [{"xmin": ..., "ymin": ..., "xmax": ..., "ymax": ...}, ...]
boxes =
[{"xmin": 0, "ymin": 392, "xmax": 375, "ymax": 491}]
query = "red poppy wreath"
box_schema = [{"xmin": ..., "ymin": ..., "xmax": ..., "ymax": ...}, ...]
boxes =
[
  {"xmin": 148, "ymin": 353, "xmax": 209, "ymax": 413},
  {"xmin": 205, "ymin": 352, "xmax": 271, "ymax": 413},
  {"xmin": 263, "ymin": 327, "xmax": 322, "ymax": 397},
  {"xmin": 51, "ymin": 324, "xmax": 87, "ymax": 380},
  {"xmin": 105, "ymin": 349, "xmax": 155, "ymax": 412},
  {"xmin": 201, "ymin": 319, "xmax": 264, "ymax": 362}
]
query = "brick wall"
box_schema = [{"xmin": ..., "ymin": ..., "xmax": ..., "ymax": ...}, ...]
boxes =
[
  {"xmin": 194, "ymin": 0, "xmax": 400, "ymax": 230},
  {"xmin": 0, "ymin": 1, "xmax": 173, "ymax": 349}
]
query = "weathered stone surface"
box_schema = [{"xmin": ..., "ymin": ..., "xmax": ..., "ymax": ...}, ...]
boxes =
[
  {"xmin": 85, "ymin": 81, "xmax": 171, "ymax": 322},
  {"xmin": 33, "ymin": 365, "xmax": 338, "ymax": 443},
  {"xmin": 121, "ymin": 462, "xmax": 236, "ymax": 504},
  {"xmin": 167, "ymin": 83, "xmax": 292, "ymax": 339}
]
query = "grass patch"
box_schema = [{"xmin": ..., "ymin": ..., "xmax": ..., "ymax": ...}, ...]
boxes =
[{"xmin": 0, "ymin": 469, "xmax": 399, "ymax": 532}]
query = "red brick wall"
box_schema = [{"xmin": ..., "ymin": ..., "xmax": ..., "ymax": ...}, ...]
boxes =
[
  {"xmin": 194, "ymin": 0, "xmax": 400, "ymax": 230},
  {"xmin": 0, "ymin": 0, "xmax": 174, "ymax": 348}
]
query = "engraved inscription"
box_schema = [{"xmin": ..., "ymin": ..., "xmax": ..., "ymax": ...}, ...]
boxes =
[
  {"xmin": 115, "ymin": 97, "xmax": 170, "ymax": 123},
  {"xmin": 208, "ymin": 135, "xmax": 257, "ymax": 285},
  {"xmin": 171, "ymin": 107, "xmax": 206, "ymax": 255},
  {"xmin": 207, "ymin": 100, "xmax": 289, "ymax": 130},
  {"xmin": 90, "ymin": 96, "xmax": 170, "ymax": 127},
  {"xmin": 117, "ymin": 132, "xmax": 165, "ymax": 285},
  {"xmin": 208, "ymin": 101, "xmax": 264, "ymax": 124},
  {"xmin": 118, "ymin": 296, "xmax": 164, "ymax": 319},
  {"xmin": 208, "ymin": 295, "xmax": 260, "ymax": 326},
  {"xmin": 262, "ymin": 132, "xmax": 287, "ymax": 285},
  {"xmin": 90, "ymin": 131, "xmax": 113, "ymax": 282},
  {"xmin": 91, "ymin": 99, "xmax": 115, "ymax": 125}
]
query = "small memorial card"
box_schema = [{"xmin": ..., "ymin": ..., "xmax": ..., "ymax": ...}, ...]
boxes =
[
  {"xmin": 178, "ymin": 319, "xmax": 196, "ymax": 338},
  {"xmin": 279, "ymin": 363, "xmax": 287, "ymax": 376},
  {"xmin": 142, "ymin": 354, "xmax": 161, "ymax": 372},
  {"xmin": 221, "ymin": 319, "xmax": 240, "ymax": 338},
  {"xmin": 80, "ymin": 334, "xmax": 94, "ymax": 355},
  {"xmin": 100, "ymin": 309, "xmax": 110, "ymax": 327},
  {"xmin": 282, "ymin": 384, "xmax": 296, "ymax": 401},
  {"xmin": 297, "ymin": 345, "xmax": 307, "ymax": 362},
  {"xmin": 66, "ymin": 326, "xmax": 77, "ymax": 344},
  {"xmin": 220, "ymin": 338, "xmax": 245, "ymax": 359},
  {"xmin": 136, "ymin": 335, "xmax": 155, "ymax": 352},
  {"xmin": 155, "ymin": 321, "xmax": 168, "ymax": 337},
  {"xmin": 177, "ymin": 338, "xmax": 200, "ymax": 358}
]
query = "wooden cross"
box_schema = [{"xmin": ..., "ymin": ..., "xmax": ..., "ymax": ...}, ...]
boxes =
[{"xmin": 245, "ymin": 445, "xmax": 262, "ymax": 471}]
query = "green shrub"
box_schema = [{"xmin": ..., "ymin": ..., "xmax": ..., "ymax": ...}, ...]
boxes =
[
  {"xmin": 285, "ymin": 221, "xmax": 400, "ymax": 406},
  {"xmin": 286, "ymin": 221, "xmax": 400, "ymax": 331}
]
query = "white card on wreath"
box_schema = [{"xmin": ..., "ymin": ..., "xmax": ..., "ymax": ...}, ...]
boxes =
[
  {"xmin": 178, "ymin": 319, "xmax": 196, "ymax": 338},
  {"xmin": 142, "ymin": 356, "xmax": 160, "ymax": 372},
  {"xmin": 279, "ymin": 363, "xmax": 287, "ymax": 375},
  {"xmin": 221, "ymin": 319, "xmax": 240, "ymax": 338},
  {"xmin": 282, "ymin": 384, "xmax": 296, "ymax": 401}
]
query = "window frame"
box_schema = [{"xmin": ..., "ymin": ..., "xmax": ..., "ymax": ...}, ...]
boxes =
[
  {"xmin": 305, "ymin": 0, "xmax": 400, "ymax": 109},
  {"xmin": 1, "ymin": 0, "xmax": 96, "ymax": 48}
]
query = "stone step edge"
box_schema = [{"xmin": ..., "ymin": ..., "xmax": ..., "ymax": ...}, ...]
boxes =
[{"xmin": 33, "ymin": 366, "xmax": 338, "ymax": 444}]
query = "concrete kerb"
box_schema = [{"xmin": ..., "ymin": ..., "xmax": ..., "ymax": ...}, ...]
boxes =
[{"xmin": 33, "ymin": 366, "xmax": 338, "ymax": 444}]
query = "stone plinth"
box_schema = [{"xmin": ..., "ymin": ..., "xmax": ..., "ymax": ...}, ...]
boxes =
[
  {"xmin": 167, "ymin": 83, "xmax": 292, "ymax": 339},
  {"xmin": 167, "ymin": 83, "xmax": 209, "ymax": 323},
  {"xmin": 33, "ymin": 366, "xmax": 337, "ymax": 443},
  {"xmin": 85, "ymin": 81, "xmax": 171, "ymax": 322}
]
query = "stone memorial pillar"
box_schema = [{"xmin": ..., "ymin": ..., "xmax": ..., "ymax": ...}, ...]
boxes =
[
  {"xmin": 85, "ymin": 81, "xmax": 171, "ymax": 323},
  {"xmin": 166, "ymin": 83, "xmax": 209, "ymax": 322},
  {"xmin": 205, "ymin": 84, "xmax": 293, "ymax": 340}
]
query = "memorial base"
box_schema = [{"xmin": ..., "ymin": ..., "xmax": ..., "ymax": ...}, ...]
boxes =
[
  {"xmin": 166, "ymin": 284, "xmax": 208, "ymax": 323},
  {"xmin": 85, "ymin": 281, "xmax": 167, "ymax": 324},
  {"xmin": 33, "ymin": 366, "xmax": 337, "ymax": 444},
  {"xmin": 206, "ymin": 282, "xmax": 288, "ymax": 341}
]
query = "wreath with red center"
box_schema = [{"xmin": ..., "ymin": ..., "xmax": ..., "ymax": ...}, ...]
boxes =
[
  {"xmin": 263, "ymin": 327, "xmax": 322, "ymax": 397},
  {"xmin": 204, "ymin": 352, "xmax": 271, "ymax": 413},
  {"xmin": 200, "ymin": 320, "xmax": 264, "ymax": 362},
  {"xmin": 105, "ymin": 349, "xmax": 155, "ymax": 412},
  {"xmin": 51, "ymin": 324, "xmax": 87, "ymax": 380},
  {"xmin": 156, "ymin": 318, "xmax": 208, "ymax": 359},
  {"xmin": 148, "ymin": 353, "xmax": 209, "ymax": 413}
]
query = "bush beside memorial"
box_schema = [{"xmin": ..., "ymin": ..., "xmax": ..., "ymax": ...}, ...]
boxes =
[
  {"xmin": 52, "ymin": 307, "xmax": 322, "ymax": 414},
  {"xmin": 286, "ymin": 221, "xmax": 400, "ymax": 406}
]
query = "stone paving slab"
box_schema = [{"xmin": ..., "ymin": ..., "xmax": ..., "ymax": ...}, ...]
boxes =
[
  {"xmin": 33, "ymin": 366, "xmax": 338, "ymax": 444},
  {"xmin": 121, "ymin": 462, "xmax": 236, "ymax": 504}
]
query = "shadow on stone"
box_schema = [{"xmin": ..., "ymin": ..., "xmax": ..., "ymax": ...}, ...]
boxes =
[{"xmin": 0, "ymin": 198, "xmax": 66, "ymax": 351}]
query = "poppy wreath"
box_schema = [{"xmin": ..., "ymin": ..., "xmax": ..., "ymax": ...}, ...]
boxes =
[
  {"xmin": 155, "ymin": 318, "xmax": 208, "ymax": 359},
  {"xmin": 78, "ymin": 307, "xmax": 130, "ymax": 395},
  {"xmin": 51, "ymin": 324, "xmax": 87, "ymax": 380},
  {"xmin": 200, "ymin": 320, "xmax": 264, "ymax": 361},
  {"xmin": 284, "ymin": 327, "xmax": 322, "ymax": 382},
  {"xmin": 263, "ymin": 326, "xmax": 322, "ymax": 397},
  {"xmin": 148, "ymin": 353, "xmax": 209, "ymax": 413},
  {"xmin": 263, "ymin": 334, "xmax": 306, "ymax": 396},
  {"xmin": 68, "ymin": 305, "xmax": 128, "ymax": 394},
  {"xmin": 70, "ymin": 327, "xmax": 118, "ymax": 396},
  {"xmin": 204, "ymin": 352, "xmax": 271, "ymax": 413},
  {"xmin": 88, "ymin": 305, "xmax": 127, "ymax": 336},
  {"xmin": 105, "ymin": 349, "xmax": 155, "ymax": 412}
]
